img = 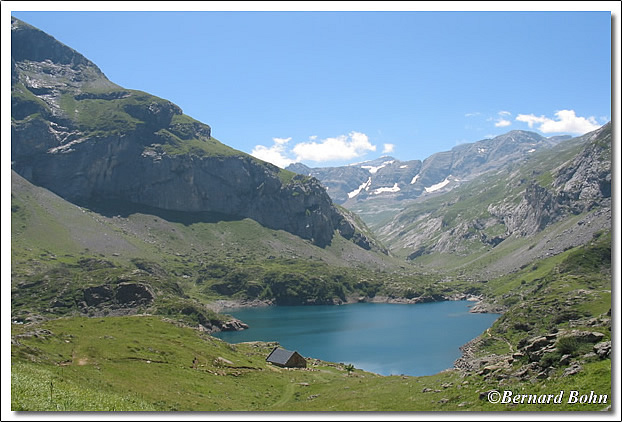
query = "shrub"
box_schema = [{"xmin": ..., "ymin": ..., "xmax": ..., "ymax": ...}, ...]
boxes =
[{"xmin": 556, "ymin": 336, "xmax": 580, "ymax": 355}]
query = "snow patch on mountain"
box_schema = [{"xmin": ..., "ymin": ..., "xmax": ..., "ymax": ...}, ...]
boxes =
[
  {"xmin": 424, "ymin": 177, "xmax": 451, "ymax": 193},
  {"xmin": 361, "ymin": 160, "xmax": 395, "ymax": 174},
  {"xmin": 373, "ymin": 183, "xmax": 401, "ymax": 195},
  {"xmin": 348, "ymin": 177, "xmax": 372, "ymax": 199}
]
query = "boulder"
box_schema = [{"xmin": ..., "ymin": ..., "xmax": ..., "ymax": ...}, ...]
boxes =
[
  {"xmin": 83, "ymin": 285, "xmax": 114, "ymax": 307},
  {"xmin": 220, "ymin": 318, "xmax": 249, "ymax": 332},
  {"xmin": 114, "ymin": 282, "xmax": 154, "ymax": 306},
  {"xmin": 523, "ymin": 335, "xmax": 556, "ymax": 360},
  {"xmin": 593, "ymin": 341, "xmax": 611, "ymax": 358},
  {"xmin": 559, "ymin": 354, "xmax": 573, "ymax": 365},
  {"xmin": 562, "ymin": 363, "xmax": 583, "ymax": 377},
  {"xmin": 214, "ymin": 357, "xmax": 235, "ymax": 367},
  {"xmin": 570, "ymin": 330, "xmax": 605, "ymax": 343}
]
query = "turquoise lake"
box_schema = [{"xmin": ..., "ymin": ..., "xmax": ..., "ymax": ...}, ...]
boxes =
[{"xmin": 213, "ymin": 301, "xmax": 500, "ymax": 376}]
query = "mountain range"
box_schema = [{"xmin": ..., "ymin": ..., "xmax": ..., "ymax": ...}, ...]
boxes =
[
  {"xmin": 380, "ymin": 123, "xmax": 612, "ymax": 272},
  {"xmin": 11, "ymin": 13, "xmax": 613, "ymax": 312},
  {"xmin": 9, "ymin": 16, "xmax": 612, "ymax": 412},
  {"xmin": 289, "ymin": 132, "xmax": 571, "ymax": 202},
  {"xmin": 287, "ymin": 131, "xmax": 572, "ymax": 226}
]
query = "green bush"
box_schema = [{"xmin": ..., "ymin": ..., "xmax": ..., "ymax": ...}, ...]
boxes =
[{"xmin": 556, "ymin": 336, "xmax": 580, "ymax": 355}]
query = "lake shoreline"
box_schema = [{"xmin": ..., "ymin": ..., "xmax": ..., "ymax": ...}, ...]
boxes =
[
  {"xmin": 212, "ymin": 300, "xmax": 501, "ymax": 377},
  {"xmin": 208, "ymin": 293, "xmax": 506, "ymax": 315},
  {"xmin": 208, "ymin": 294, "xmax": 506, "ymax": 375}
]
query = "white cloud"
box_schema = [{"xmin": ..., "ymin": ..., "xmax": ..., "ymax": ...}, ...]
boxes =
[
  {"xmin": 516, "ymin": 114, "xmax": 547, "ymax": 127},
  {"xmin": 382, "ymin": 143, "xmax": 395, "ymax": 154},
  {"xmin": 273, "ymin": 137, "xmax": 291, "ymax": 145},
  {"xmin": 251, "ymin": 131, "xmax": 379, "ymax": 167},
  {"xmin": 251, "ymin": 137, "xmax": 294, "ymax": 169},
  {"xmin": 493, "ymin": 111, "xmax": 512, "ymax": 127},
  {"xmin": 292, "ymin": 131, "xmax": 376, "ymax": 163},
  {"xmin": 516, "ymin": 110, "xmax": 600, "ymax": 134}
]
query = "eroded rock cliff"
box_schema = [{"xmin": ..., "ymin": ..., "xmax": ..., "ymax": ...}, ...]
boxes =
[
  {"xmin": 378, "ymin": 122, "xmax": 611, "ymax": 270},
  {"xmin": 11, "ymin": 17, "xmax": 378, "ymax": 249}
]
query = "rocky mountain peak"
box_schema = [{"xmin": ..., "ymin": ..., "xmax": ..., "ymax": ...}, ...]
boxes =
[
  {"xmin": 288, "ymin": 130, "xmax": 565, "ymax": 211},
  {"xmin": 12, "ymin": 17, "xmax": 97, "ymax": 68},
  {"xmin": 378, "ymin": 122, "xmax": 611, "ymax": 273},
  {"xmin": 10, "ymin": 17, "xmax": 379, "ymax": 250}
]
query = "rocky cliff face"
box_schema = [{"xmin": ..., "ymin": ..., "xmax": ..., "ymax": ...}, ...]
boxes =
[
  {"xmin": 10, "ymin": 17, "xmax": 375, "ymax": 249},
  {"xmin": 489, "ymin": 123, "xmax": 612, "ymax": 238},
  {"xmin": 378, "ymin": 122, "xmax": 611, "ymax": 269}
]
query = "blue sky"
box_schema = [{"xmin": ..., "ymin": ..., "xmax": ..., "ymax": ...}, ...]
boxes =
[{"xmin": 6, "ymin": 4, "xmax": 616, "ymax": 168}]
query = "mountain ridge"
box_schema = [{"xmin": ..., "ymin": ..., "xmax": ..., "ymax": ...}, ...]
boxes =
[
  {"xmin": 378, "ymin": 122, "xmax": 612, "ymax": 276},
  {"xmin": 10, "ymin": 16, "xmax": 377, "ymax": 250},
  {"xmin": 286, "ymin": 130, "xmax": 569, "ymax": 227}
]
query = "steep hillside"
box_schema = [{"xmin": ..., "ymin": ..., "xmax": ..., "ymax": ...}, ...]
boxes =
[
  {"xmin": 10, "ymin": 17, "xmax": 375, "ymax": 249},
  {"xmin": 377, "ymin": 123, "xmax": 612, "ymax": 276},
  {"xmin": 11, "ymin": 169, "xmax": 402, "ymax": 324},
  {"xmin": 455, "ymin": 230, "xmax": 611, "ymax": 391}
]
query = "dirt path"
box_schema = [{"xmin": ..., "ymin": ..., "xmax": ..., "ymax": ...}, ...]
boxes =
[
  {"xmin": 271, "ymin": 382, "xmax": 295, "ymax": 408},
  {"xmin": 485, "ymin": 328, "xmax": 515, "ymax": 353}
]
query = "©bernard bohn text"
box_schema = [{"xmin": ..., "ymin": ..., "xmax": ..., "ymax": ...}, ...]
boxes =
[{"xmin": 487, "ymin": 389, "xmax": 608, "ymax": 405}]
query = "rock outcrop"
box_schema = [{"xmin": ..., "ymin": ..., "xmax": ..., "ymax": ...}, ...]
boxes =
[
  {"xmin": 219, "ymin": 318, "xmax": 250, "ymax": 332},
  {"xmin": 455, "ymin": 327, "xmax": 610, "ymax": 384},
  {"xmin": 490, "ymin": 122, "xmax": 611, "ymax": 238},
  {"xmin": 377, "ymin": 121, "xmax": 611, "ymax": 268},
  {"xmin": 10, "ymin": 17, "xmax": 378, "ymax": 249},
  {"xmin": 79, "ymin": 282, "xmax": 155, "ymax": 315}
]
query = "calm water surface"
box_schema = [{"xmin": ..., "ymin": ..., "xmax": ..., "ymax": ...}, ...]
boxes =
[{"xmin": 214, "ymin": 301, "xmax": 499, "ymax": 376}]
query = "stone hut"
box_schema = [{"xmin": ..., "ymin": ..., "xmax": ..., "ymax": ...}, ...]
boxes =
[{"xmin": 266, "ymin": 347, "xmax": 307, "ymax": 368}]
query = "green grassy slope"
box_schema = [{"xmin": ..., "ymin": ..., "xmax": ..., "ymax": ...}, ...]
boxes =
[
  {"xmin": 10, "ymin": 173, "xmax": 612, "ymax": 412},
  {"xmin": 11, "ymin": 169, "xmax": 408, "ymax": 324},
  {"xmin": 479, "ymin": 230, "xmax": 611, "ymax": 347},
  {"xmin": 11, "ymin": 306, "xmax": 611, "ymax": 411}
]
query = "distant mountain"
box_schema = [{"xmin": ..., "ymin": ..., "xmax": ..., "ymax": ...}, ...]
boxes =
[
  {"xmin": 288, "ymin": 156, "xmax": 419, "ymax": 204},
  {"xmin": 287, "ymin": 131, "xmax": 567, "ymax": 227},
  {"xmin": 377, "ymin": 122, "xmax": 612, "ymax": 275},
  {"xmin": 10, "ymin": 17, "xmax": 376, "ymax": 250}
]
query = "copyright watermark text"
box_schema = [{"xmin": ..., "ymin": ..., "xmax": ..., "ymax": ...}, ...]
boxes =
[{"xmin": 486, "ymin": 389, "xmax": 608, "ymax": 405}]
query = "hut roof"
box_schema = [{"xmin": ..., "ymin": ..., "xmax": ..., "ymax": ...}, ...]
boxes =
[{"xmin": 266, "ymin": 347, "xmax": 298, "ymax": 366}]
